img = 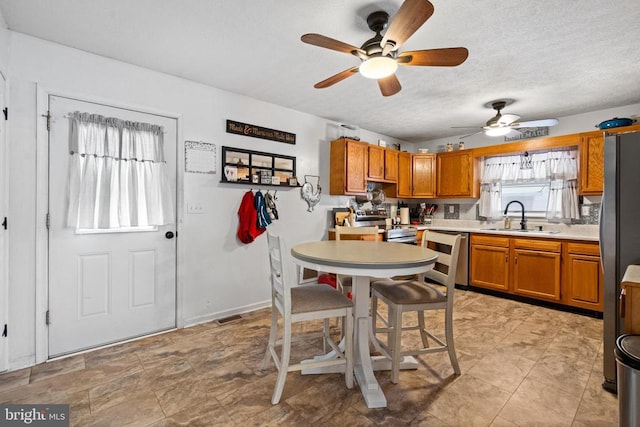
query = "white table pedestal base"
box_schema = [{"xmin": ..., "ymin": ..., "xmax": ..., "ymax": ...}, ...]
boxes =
[{"xmin": 301, "ymin": 276, "xmax": 418, "ymax": 408}]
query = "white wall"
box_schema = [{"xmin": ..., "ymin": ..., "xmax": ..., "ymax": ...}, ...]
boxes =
[
  {"xmin": 0, "ymin": 7, "xmax": 9, "ymax": 73},
  {"xmin": 5, "ymin": 32, "xmax": 409, "ymax": 369},
  {"xmin": 420, "ymin": 103, "xmax": 640, "ymax": 152}
]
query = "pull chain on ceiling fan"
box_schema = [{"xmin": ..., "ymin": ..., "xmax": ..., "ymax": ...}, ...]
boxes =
[{"xmin": 300, "ymin": 0, "xmax": 468, "ymax": 97}]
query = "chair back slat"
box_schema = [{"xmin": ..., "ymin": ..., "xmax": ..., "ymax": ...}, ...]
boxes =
[
  {"xmin": 422, "ymin": 230, "xmax": 462, "ymax": 290},
  {"xmin": 335, "ymin": 225, "xmax": 379, "ymax": 241},
  {"xmin": 267, "ymin": 233, "xmax": 290, "ymax": 307}
]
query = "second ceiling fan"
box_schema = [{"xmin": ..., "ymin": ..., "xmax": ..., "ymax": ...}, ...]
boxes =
[
  {"xmin": 301, "ymin": 0, "xmax": 468, "ymax": 97},
  {"xmin": 454, "ymin": 100, "xmax": 560, "ymax": 137}
]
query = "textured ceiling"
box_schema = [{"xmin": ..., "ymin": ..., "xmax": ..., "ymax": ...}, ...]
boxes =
[{"xmin": 1, "ymin": 0, "xmax": 639, "ymax": 142}]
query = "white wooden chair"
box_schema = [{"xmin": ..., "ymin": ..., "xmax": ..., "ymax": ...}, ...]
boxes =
[
  {"xmin": 370, "ymin": 230, "xmax": 462, "ymax": 383},
  {"xmin": 334, "ymin": 225, "xmax": 380, "ymax": 241},
  {"xmin": 261, "ymin": 233, "xmax": 354, "ymax": 404}
]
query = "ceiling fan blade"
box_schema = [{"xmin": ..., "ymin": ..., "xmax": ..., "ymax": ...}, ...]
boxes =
[
  {"xmin": 301, "ymin": 33, "xmax": 366, "ymax": 57},
  {"xmin": 451, "ymin": 126, "xmax": 482, "ymax": 129},
  {"xmin": 497, "ymin": 114, "xmax": 520, "ymax": 125},
  {"xmin": 378, "ymin": 74, "xmax": 402, "ymax": 97},
  {"xmin": 511, "ymin": 118, "xmax": 559, "ymax": 128},
  {"xmin": 314, "ymin": 67, "xmax": 360, "ymax": 89},
  {"xmin": 459, "ymin": 130, "xmax": 484, "ymax": 138},
  {"xmin": 380, "ymin": 0, "xmax": 434, "ymax": 53},
  {"xmin": 397, "ymin": 48, "xmax": 469, "ymax": 66}
]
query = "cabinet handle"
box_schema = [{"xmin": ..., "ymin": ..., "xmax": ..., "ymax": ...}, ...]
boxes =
[
  {"xmin": 505, "ymin": 254, "xmax": 508, "ymax": 263},
  {"xmin": 621, "ymin": 287, "xmax": 626, "ymax": 318},
  {"xmin": 514, "ymin": 255, "xmax": 518, "ymax": 264}
]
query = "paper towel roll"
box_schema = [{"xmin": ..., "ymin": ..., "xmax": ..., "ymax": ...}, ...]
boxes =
[{"xmin": 400, "ymin": 207, "xmax": 410, "ymax": 225}]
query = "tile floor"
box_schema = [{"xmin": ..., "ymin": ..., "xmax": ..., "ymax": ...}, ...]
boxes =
[{"xmin": 0, "ymin": 289, "xmax": 618, "ymax": 426}]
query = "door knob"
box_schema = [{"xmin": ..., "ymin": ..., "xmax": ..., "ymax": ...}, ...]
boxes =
[{"xmin": 165, "ymin": 231, "xmax": 175, "ymax": 239}]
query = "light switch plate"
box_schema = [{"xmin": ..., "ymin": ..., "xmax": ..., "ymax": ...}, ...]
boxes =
[{"xmin": 187, "ymin": 201, "xmax": 205, "ymax": 214}]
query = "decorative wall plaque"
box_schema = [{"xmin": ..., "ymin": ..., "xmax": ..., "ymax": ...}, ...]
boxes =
[
  {"xmin": 504, "ymin": 127, "xmax": 549, "ymax": 142},
  {"xmin": 226, "ymin": 120, "xmax": 296, "ymax": 144}
]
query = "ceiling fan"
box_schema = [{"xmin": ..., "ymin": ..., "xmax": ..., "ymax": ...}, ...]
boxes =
[
  {"xmin": 454, "ymin": 99, "xmax": 560, "ymax": 137},
  {"xmin": 300, "ymin": 0, "xmax": 468, "ymax": 97}
]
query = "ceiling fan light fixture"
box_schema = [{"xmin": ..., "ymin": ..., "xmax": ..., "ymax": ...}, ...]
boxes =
[
  {"xmin": 359, "ymin": 56, "xmax": 398, "ymax": 79},
  {"xmin": 484, "ymin": 127, "xmax": 511, "ymax": 137}
]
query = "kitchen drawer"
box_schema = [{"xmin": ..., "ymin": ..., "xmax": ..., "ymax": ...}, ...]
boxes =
[
  {"xmin": 471, "ymin": 234, "xmax": 509, "ymax": 247},
  {"xmin": 566, "ymin": 241, "xmax": 600, "ymax": 256},
  {"xmin": 512, "ymin": 238, "xmax": 561, "ymax": 252}
]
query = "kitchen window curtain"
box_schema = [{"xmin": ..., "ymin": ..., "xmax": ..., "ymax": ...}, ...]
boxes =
[
  {"xmin": 478, "ymin": 149, "xmax": 579, "ymax": 220},
  {"xmin": 545, "ymin": 150, "xmax": 580, "ymax": 220},
  {"xmin": 66, "ymin": 111, "xmax": 174, "ymax": 229}
]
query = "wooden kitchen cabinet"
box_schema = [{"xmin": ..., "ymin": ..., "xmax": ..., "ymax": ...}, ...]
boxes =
[
  {"xmin": 579, "ymin": 131, "xmax": 604, "ymax": 195},
  {"xmin": 368, "ymin": 145, "xmax": 398, "ymax": 183},
  {"xmin": 330, "ymin": 138, "xmax": 368, "ymax": 195},
  {"xmin": 436, "ymin": 150, "xmax": 478, "ymax": 198},
  {"xmin": 367, "ymin": 145, "xmax": 385, "ymax": 181},
  {"xmin": 470, "ymin": 234, "xmax": 510, "ymax": 292},
  {"xmin": 621, "ymin": 265, "xmax": 640, "ymax": 334},
  {"xmin": 512, "ymin": 239, "xmax": 562, "ymax": 302},
  {"xmin": 384, "ymin": 149, "xmax": 399, "ymax": 182},
  {"xmin": 564, "ymin": 241, "xmax": 603, "ymax": 311},
  {"xmin": 578, "ymin": 124, "xmax": 640, "ymax": 196},
  {"xmin": 470, "ymin": 233, "xmax": 603, "ymax": 312},
  {"xmin": 396, "ymin": 151, "xmax": 412, "ymax": 198},
  {"xmin": 412, "ymin": 154, "xmax": 436, "ymax": 198}
]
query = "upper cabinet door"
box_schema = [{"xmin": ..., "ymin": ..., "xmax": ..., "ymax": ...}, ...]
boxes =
[
  {"xmin": 412, "ymin": 154, "xmax": 436, "ymax": 197},
  {"xmin": 436, "ymin": 150, "xmax": 478, "ymax": 198},
  {"xmin": 367, "ymin": 146, "xmax": 385, "ymax": 181},
  {"xmin": 330, "ymin": 138, "xmax": 368, "ymax": 195},
  {"xmin": 384, "ymin": 150, "xmax": 399, "ymax": 182},
  {"xmin": 579, "ymin": 132, "xmax": 604, "ymax": 195},
  {"xmin": 396, "ymin": 151, "xmax": 412, "ymax": 198}
]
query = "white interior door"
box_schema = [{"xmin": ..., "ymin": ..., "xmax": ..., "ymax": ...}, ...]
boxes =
[
  {"xmin": 48, "ymin": 95, "xmax": 177, "ymax": 357},
  {"xmin": 0, "ymin": 73, "xmax": 7, "ymax": 372}
]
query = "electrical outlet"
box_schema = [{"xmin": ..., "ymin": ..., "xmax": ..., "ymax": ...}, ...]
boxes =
[
  {"xmin": 187, "ymin": 201, "xmax": 205, "ymax": 214},
  {"xmin": 581, "ymin": 205, "xmax": 591, "ymax": 216}
]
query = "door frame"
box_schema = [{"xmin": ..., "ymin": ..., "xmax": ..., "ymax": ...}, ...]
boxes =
[
  {"xmin": 0, "ymin": 72, "xmax": 8, "ymax": 372},
  {"xmin": 35, "ymin": 85, "xmax": 185, "ymax": 363}
]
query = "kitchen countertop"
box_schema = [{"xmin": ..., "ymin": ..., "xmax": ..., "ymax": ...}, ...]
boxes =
[
  {"xmin": 329, "ymin": 221, "xmax": 599, "ymax": 242},
  {"xmin": 414, "ymin": 222, "xmax": 599, "ymax": 242}
]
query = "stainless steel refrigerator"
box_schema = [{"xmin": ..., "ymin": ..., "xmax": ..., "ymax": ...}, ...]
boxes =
[{"xmin": 602, "ymin": 131, "xmax": 640, "ymax": 393}]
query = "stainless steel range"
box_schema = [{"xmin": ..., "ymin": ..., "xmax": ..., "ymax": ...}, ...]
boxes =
[{"xmin": 353, "ymin": 209, "xmax": 417, "ymax": 244}]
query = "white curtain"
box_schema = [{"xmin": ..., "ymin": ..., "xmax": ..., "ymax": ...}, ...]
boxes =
[
  {"xmin": 547, "ymin": 179, "xmax": 580, "ymax": 220},
  {"xmin": 479, "ymin": 182, "xmax": 502, "ymax": 219},
  {"xmin": 66, "ymin": 111, "xmax": 174, "ymax": 229},
  {"xmin": 479, "ymin": 149, "xmax": 580, "ymax": 220},
  {"xmin": 482, "ymin": 152, "xmax": 548, "ymax": 183}
]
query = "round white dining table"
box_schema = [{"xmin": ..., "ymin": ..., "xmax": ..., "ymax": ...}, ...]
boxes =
[{"xmin": 290, "ymin": 240, "xmax": 438, "ymax": 409}]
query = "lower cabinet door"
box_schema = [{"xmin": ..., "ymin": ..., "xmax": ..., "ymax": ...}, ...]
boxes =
[
  {"xmin": 565, "ymin": 253, "xmax": 603, "ymax": 311},
  {"xmin": 470, "ymin": 244, "xmax": 510, "ymax": 291},
  {"xmin": 513, "ymin": 249, "xmax": 561, "ymax": 301}
]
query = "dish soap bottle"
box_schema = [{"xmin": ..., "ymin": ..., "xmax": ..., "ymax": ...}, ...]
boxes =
[{"xmin": 504, "ymin": 216, "xmax": 511, "ymax": 230}]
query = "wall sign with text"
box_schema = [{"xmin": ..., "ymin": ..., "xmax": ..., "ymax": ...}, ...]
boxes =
[{"xmin": 226, "ymin": 120, "xmax": 296, "ymax": 145}]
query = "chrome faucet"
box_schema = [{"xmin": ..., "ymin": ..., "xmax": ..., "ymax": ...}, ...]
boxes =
[{"xmin": 504, "ymin": 200, "xmax": 527, "ymax": 230}]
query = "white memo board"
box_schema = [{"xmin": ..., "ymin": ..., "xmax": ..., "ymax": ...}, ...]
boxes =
[{"xmin": 185, "ymin": 141, "xmax": 216, "ymax": 174}]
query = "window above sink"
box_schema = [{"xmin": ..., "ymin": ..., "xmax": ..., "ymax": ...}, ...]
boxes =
[{"xmin": 501, "ymin": 182, "xmax": 550, "ymax": 218}]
